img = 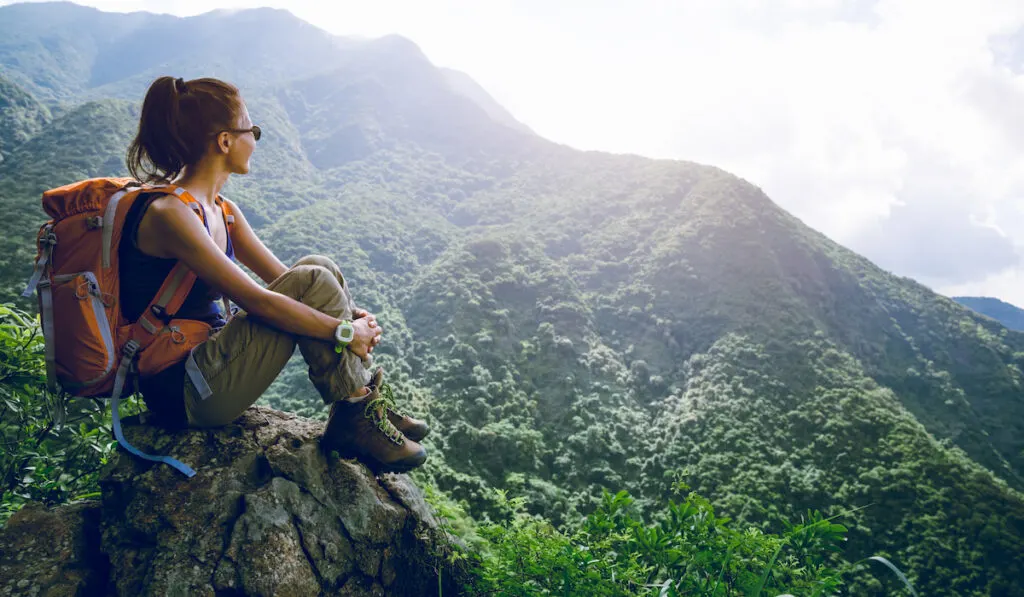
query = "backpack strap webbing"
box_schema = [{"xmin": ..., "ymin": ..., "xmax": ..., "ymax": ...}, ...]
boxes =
[
  {"xmin": 110, "ymin": 339, "xmax": 196, "ymax": 477},
  {"xmin": 38, "ymin": 275, "xmax": 58, "ymax": 394},
  {"xmin": 216, "ymin": 194, "xmax": 235, "ymax": 227},
  {"xmin": 22, "ymin": 223, "xmax": 59, "ymax": 392},
  {"xmin": 101, "ymin": 182, "xmax": 144, "ymax": 270},
  {"xmin": 22, "ymin": 223, "xmax": 56, "ymax": 298},
  {"xmin": 132, "ymin": 262, "xmax": 198, "ymax": 342},
  {"xmin": 215, "ymin": 195, "xmax": 235, "ymax": 319}
]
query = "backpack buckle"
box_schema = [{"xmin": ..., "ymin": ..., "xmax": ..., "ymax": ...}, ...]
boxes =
[
  {"xmin": 122, "ymin": 339, "xmax": 140, "ymax": 359},
  {"xmin": 150, "ymin": 305, "xmax": 173, "ymax": 324}
]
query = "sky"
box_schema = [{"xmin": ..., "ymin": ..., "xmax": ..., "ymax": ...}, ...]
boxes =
[{"xmin": 4, "ymin": 0, "xmax": 1024, "ymax": 305}]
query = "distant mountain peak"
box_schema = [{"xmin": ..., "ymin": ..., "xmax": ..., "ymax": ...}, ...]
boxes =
[
  {"xmin": 371, "ymin": 33, "xmax": 427, "ymax": 52},
  {"xmin": 0, "ymin": 1, "xmax": 529, "ymax": 137},
  {"xmin": 953, "ymin": 295, "xmax": 1024, "ymax": 331}
]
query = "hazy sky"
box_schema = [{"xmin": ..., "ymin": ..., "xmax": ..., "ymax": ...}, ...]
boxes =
[{"xmin": 5, "ymin": 0, "xmax": 1024, "ymax": 305}]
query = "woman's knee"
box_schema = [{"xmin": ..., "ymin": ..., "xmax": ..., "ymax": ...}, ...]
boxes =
[
  {"xmin": 291, "ymin": 255, "xmax": 345, "ymax": 288},
  {"xmin": 293, "ymin": 254, "xmax": 339, "ymax": 273},
  {"xmin": 275, "ymin": 264, "xmax": 347, "ymax": 313},
  {"xmin": 278, "ymin": 263, "xmax": 336, "ymax": 292}
]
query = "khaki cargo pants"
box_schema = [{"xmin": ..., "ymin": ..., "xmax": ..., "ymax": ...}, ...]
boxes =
[{"xmin": 183, "ymin": 255, "xmax": 372, "ymax": 427}]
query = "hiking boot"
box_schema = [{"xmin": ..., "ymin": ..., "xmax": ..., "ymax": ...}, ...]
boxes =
[
  {"xmin": 321, "ymin": 385, "xmax": 427, "ymax": 474},
  {"xmin": 367, "ymin": 368, "xmax": 430, "ymax": 443}
]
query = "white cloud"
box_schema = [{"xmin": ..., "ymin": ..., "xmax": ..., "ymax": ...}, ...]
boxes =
[
  {"xmin": 299, "ymin": 0, "xmax": 1024, "ymax": 305},
  {"xmin": 3, "ymin": 0, "xmax": 1024, "ymax": 305}
]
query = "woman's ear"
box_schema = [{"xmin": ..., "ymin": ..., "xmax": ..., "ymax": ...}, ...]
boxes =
[{"xmin": 217, "ymin": 132, "xmax": 231, "ymax": 154}]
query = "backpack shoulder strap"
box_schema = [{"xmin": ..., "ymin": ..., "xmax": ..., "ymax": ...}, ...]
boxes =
[
  {"xmin": 215, "ymin": 194, "xmax": 236, "ymax": 261},
  {"xmin": 127, "ymin": 184, "xmax": 207, "ymax": 350},
  {"xmin": 216, "ymin": 194, "xmax": 235, "ymax": 227},
  {"xmin": 102, "ymin": 182, "xmax": 148, "ymax": 270}
]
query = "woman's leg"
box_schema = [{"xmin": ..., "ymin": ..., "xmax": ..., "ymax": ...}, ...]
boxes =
[{"xmin": 183, "ymin": 255, "xmax": 372, "ymax": 428}]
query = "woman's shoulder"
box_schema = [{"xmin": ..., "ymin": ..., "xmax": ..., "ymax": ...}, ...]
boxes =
[
  {"xmin": 135, "ymin": 192, "xmax": 208, "ymax": 247},
  {"xmin": 124, "ymin": 191, "xmax": 180, "ymax": 233},
  {"xmin": 219, "ymin": 195, "xmax": 243, "ymax": 214},
  {"xmin": 142, "ymin": 192, "xmax": 197, "ymax": 219}
]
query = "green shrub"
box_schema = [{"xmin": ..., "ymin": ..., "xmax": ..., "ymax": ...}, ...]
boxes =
[
  {"xmin": 0, "ymin": 304, "xmax": 143, "ymax": 524},
  {"xmin": 429, "ymin": 485, "xmax": 854, "ymax": 596}
]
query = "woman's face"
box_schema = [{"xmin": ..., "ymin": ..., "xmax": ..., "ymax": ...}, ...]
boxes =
[{"xmin": 221, "ymin": 100, "xmax": 257, "ymax": 175}]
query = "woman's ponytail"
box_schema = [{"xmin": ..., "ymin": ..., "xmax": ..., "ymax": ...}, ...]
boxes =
[{"xmin": 127, "ymin": 75, "xmax": 241, "ymax": 183}]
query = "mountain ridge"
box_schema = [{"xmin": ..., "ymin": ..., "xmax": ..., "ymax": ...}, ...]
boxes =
[
  {"xmin": 0, "ymin": 0, "xmax": 531, "ymax": 137},
  {"xmin": 954, "ymin": 295, "xmax": 1024, "ymax": 331}
]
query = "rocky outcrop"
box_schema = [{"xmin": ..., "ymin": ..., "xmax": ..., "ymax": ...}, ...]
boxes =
[
  {"xmin": 1, "ymin": 406, "xmax": 469, "ymax": 596},
  {"xmin": 0, "ymin": 501, "xmax": 106, "ymax": 597}
]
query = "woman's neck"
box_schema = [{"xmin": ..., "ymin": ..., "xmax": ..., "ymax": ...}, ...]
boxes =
[{"xmin": 173, "ymin": 161, "xmax": 230, "ymax": 208}]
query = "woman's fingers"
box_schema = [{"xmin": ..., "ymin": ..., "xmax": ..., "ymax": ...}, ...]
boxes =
[
  {"xmin": 349, "ymin": 318, "xmax": 375, "ymax": 357},
  {"xmin": 348, "ymin": 313, "xmax": 382, "ymax": 357}
]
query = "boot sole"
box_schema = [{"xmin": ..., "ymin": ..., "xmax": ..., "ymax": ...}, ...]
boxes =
[
  {"xmin": 368, "ymin": 452, "xmax": 427, "ymax": 474},
  {"xmin": 402, "ymin": 428, "xmax": 430, "ymax": 443},
  {"xmin": 322, "ymin": 441, "xmax": 427, "ymax": 475}
]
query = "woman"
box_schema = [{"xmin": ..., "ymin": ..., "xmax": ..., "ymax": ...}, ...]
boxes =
[{"xmin": 120, "ymin": 75, "xmax": 428, "ymax": 473}]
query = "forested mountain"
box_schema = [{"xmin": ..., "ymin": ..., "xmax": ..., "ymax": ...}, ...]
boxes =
[
  {"xmin": 955, "ymin": 296, "xmax": 1024, "ymax": 331},
  {"xmin": 0, "ymin": 75, "xmax": 50, "ymax": 162},
  {"xmin": 1, "ymin": 2, "xmax": 1023, "ymax": 595}
]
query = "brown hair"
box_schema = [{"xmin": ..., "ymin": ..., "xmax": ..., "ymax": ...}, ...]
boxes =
[{"xmin": 126, "ymin": 76, "xmax": 241, "ymax": 183}]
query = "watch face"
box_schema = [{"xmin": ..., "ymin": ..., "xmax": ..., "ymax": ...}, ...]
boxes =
[{"xmin": 338, "ymin": 323, "xmax": 355, "ymax": 343}]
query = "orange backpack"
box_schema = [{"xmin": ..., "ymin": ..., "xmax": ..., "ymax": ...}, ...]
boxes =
[{"xmin": 22, "ymin": 177, "xmax": 235, "ymax": 477}]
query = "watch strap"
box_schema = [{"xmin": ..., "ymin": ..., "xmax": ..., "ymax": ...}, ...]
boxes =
[{"xmin": 334, "ymin": 320, "xmax": 355, "ymax": 353}]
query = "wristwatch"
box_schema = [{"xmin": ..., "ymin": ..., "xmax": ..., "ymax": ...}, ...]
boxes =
[{"xmin": 334, "ymin": 320, "xmax": 355, "ymax": 353}]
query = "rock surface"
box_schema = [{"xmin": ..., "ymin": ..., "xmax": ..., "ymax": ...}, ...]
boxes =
[
  {"xmin": 1, "ymin": 406, "xmax": 468, "ymax": 596},
  {"xmin": 0, "ymin": 501, "xmax": 106, "ymax": 597}
]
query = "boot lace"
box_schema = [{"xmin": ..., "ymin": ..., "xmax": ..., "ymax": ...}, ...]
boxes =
[
  {"xmin": 378, "ymin": 382, "xmax": 410, "ymax": 418},
  {"xmin": 364, "ymin": 395, "xmax": 405, "ymax": 445}
]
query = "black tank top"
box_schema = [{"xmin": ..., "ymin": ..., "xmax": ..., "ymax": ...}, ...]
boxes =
[{"xmin": 119, "ymin": 192, "xmax": 234, "ymax": 427}]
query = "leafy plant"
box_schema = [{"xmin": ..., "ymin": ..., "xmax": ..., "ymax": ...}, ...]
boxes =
[
  {"xmin": 0, "ymin": 303, "xmax": 143, "ymax": 524},
  {"xmin": 457, "ymin": 487, "xmax": 850, "ymax": 596}
]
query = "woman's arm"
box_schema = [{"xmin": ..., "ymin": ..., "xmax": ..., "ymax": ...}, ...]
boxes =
[
  {"xmin": 223, "ymin": 198, "xmax": 286, "ymax": 285},
  {"xmin": 225, "ymin": 198, "xmax": 380, "ymax": 349},
  {"xmin": 139, "ymin": 196, "xmax": 379, "ymax": 355}
]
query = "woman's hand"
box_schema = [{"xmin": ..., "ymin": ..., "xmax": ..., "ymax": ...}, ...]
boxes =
[
  {"xmin": 353, "ymin": 308, "xmax": 382, "ymax": 353},
  {"xmin": 348, "ymin": 316, "xmax": 382, "ymax": 358}
]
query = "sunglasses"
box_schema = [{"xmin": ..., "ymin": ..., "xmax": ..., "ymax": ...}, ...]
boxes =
[{"xmin": 218, "ymin": 124, "xmax": 261, "ymax": 141}]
